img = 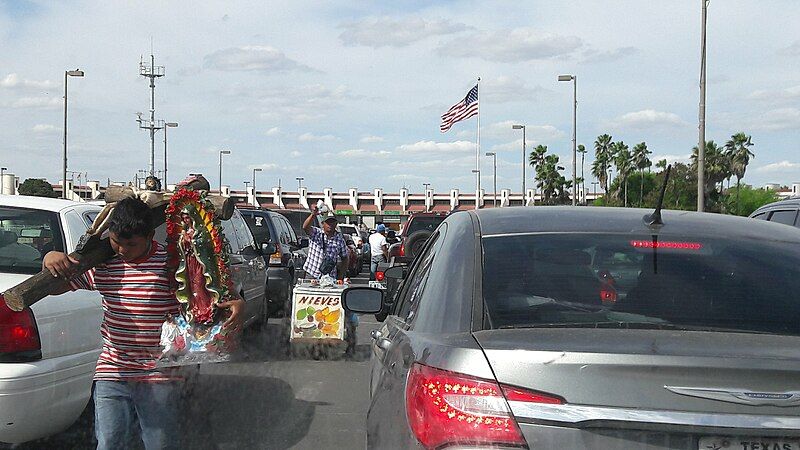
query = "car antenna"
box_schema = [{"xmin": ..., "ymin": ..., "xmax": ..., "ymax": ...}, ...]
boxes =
[{"xmin": 643, "ymin": 164, "xmax": 671, "ymax": 227}]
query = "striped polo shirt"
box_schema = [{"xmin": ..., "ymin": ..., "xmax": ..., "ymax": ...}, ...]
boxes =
[{"xmin": 71, "ymin": 241, "xmax": 181, "ymax": 382}]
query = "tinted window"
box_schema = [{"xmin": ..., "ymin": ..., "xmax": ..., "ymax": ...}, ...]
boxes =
[
  {"xmin": 768, "ymin": 209, "xmax": 798, "ymax": 226},
  {"xmin": 751, "ymin": 212, "xmax": 767, "ymax": 220},
  {"xmin": 243, "ymin": 213, "xmax": 272, "ymax": 244},
  {"xmin": 395, "ymin": 231, "xmax": 443, "ymax": 323},
  {"xmin": 482, "ymin": 233, "xmax": 800, "ymax": 336},
  {"xmin": 221, "ymin": 218, "xmax": 241, "ymax": 253},
  {"xmin": 282, "ymin": 217, "xmax": 298, "ymax": 243},
  {"xmin": 406, "ymin": 216, "xmax": 444, "ymax": 235},
  {"xmin": 231, "ymin": 212, "xmax": 255, "ymax": 250},
  {"xmin": 0, "ymin": 207, "xmax": 64, "ymax": 274}
]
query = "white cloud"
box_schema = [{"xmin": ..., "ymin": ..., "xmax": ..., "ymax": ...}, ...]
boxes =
[
  {"xmin": 339, "ymin": 149, "xmax": 391, "ymax": 158},
  {"xmin": 483, "ymin": 121, "xmax": 564, "ymax": 142},
  {"xmin": 747, "ymin": 85, "xmax": 800, "ymax": 106},
  {"xmin": 339, "ymin": 17, "xmax": 469, "ymax": 47},
  {"xmin": 10, "ymin": 96, "xmax": 61, "ymax": 109},
  {"xmin": 439, "ymin": 28, "xmax": 582, "ymax": 62},
  {"xmin": 581, "ymin": 46, "xmax": 639, "ymax": 64},
  {"xmin": 389, "ymin": 174, "xmax": 426, "ymax": 181},
  {"xmin": 359, "ymin": 135, "xmax": 384, "ymax": 144},
  {"xmin": 651, "ymin": 154, "xmax": 692, "ymax": 165},
  {"xmin": 249, "ymin": 163, "xmax": 278, "ymax": 171},
  {"xmin": 298, "ymin": 132, "xmax": 338, "ymax": 142},
  {"xmin": 755, "ymin": 161, "xmax": 800, "ymax": 173},
  {"xmin": 389, "ymin": 156, "xmax": 474, "ymax": 170},
  {"xmin": 237, "ymin": 84, "xmax": 356, "ymax": 122},
  {"xmin": 746, "ymin": 108, "xmax": 800, "ymax": 131},
  {"xmin": 0, "ymin": 73, "xmax": 55, "ymax": 90},
  {"xmin": 204, "ymin": 46, "xmax": 314, "ymax": 72},
  {"xmin": 290, "ymin": 151, "xmax": 302, "ymax": 157},
  {"xmin": 604, "ymin": 109, "xmax": 689, "ymax": 130},
  {"xmin": 396, "ymin": 140, "xmax": 475, "ymax": 155},
  {"xmin": 481, "ymin": 76, "xmax": 550, "ymax": 104},
  {"xmin": 265, "ymin": 127, "xmax": 280, "ymax": 136},
  {"xmin": 491, "ymin": 139, "xmax": 525, "ymax": 153},
  {"xmin": 778, "ymin": 41, "xmax": 800, "ymax": 56},
  {"xmin": 32, "ymin": 124, "xmax": 59, "ymax": 133}
]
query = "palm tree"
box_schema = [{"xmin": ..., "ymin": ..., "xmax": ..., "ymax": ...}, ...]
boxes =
[
  {"xmin": 593, "ymin": 134, "xmax": 614, "ymax": 195},
  {"xmin": 577, "ymin": 144, "xmax": 587, "ymax": 203},
  {"xmin": 613, "ymin": 141, "xmax": 632, "ymax": 207},
  {"xmin": 528, "ymin": 145, "xmax": 548, "ymax": 201},
  {"xmin": 691, "ymin": 140, "xmax": 730, "ymax": 206},
  {"xmin": 724, "ymin": 132, "xmax": 755, "ymax": 214},
  {"xmin": 632, "ymin": 142, "xmax": 652, "ymax": 206}
]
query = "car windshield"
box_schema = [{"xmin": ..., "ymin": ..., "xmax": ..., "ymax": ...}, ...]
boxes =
[
  {"xmin": 482, "ymin": 233, "xmax": 800, "ymax": 336},
  {"xmin": 242, "ymin": 214, "xmax": 271, "ymax": 244},
  {"xmin": 279, "ymin": 211, "xmax": 312, "ymax": 238},
  {"xmin": 0, "ymin": 207, "xmax": 64, "ymax": 275}
]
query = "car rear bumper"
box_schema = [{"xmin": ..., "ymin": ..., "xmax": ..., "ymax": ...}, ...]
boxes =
[
  {"xmin": 0, "ymin": 349, "xmax": 99, "ymax": 444},
  {"xmin": 266, "ymin": 266, "xmax": 292, "ymax": 306}
]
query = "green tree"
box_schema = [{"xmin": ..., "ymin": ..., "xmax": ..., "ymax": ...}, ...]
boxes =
[
  {"xmin": 593, "ymin": 134, "xmax": 615, "ymax": 195},
  {"xmin": 632, "ymin": 142, "xmax": 652, "ymax": 206},
  {"xmin": 724, "ymin": 132, "xmax": 755, "ymax": 215},
  {"xmin": 721, "ymin": 185, "xmax": 778, "ymax": 217},
  {"xmin": 613, "ymin": 141, "xmax": 632, "ymax": 207},
  {"xmin": 691, "ymin": 140, "xmax": 731, "ymax": 212},
  {"xmin": 528, "ymin": 144, "xmax": 547, "ymax": 200},
  {"xmin": 577, "ymin": 144, "xmax": 587, "ymax": 202},
  {"xmin": 536, "ymin": 153, "xmax": 571, "ymax": 205},
  {"xmin": 18, "ymin": 178, "xmax": 57, "ymax": 197}
]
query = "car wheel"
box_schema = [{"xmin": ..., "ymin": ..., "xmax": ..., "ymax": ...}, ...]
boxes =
[{"xmin": 405, "ymin": 230, "xmax": 432, "ymax": 260}]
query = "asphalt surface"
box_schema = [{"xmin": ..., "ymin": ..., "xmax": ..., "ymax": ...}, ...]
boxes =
[{"xmin": 16, "ymin": 269, "xmax": 377, "ymax": 450}]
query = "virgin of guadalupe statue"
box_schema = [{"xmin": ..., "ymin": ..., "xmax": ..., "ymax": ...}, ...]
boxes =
[{"xmin": 174, "ymin": 205, "xmax": 222, "ymax": 324}]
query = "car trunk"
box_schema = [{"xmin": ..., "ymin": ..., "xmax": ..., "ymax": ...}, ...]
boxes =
[{"xmin": 474, "ymin": 328, "xmax": 800, "ymax": 420}]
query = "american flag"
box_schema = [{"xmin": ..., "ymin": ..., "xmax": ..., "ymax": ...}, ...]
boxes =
[{"xmin": 440, "ymin": 84, "xmax": 478, "ymax": 133}]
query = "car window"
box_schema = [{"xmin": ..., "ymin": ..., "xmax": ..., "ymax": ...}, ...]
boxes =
[
  {"xmin": 231, "ymin": 212, "xmax": 255, "ymax": 250},
  {"xmin": 0, "ymin": 206, "xmax": 64, "ymax": 274},
  {"xmin": 282, "ymin": 217, "xmax": 298, "ymax": 243},
  {"xmin": 272, "ymin": 215, "xmax": 289, "ymax": 244},
  {"xmin": 768, "ymin": 209, "xmax": 798, "ymax": 226},
  {"xmin": 221, "ymin": 217, "xmax": 241, "ymax": 254},
  {"xmin": 481, "ymin": 233, "xmax": 800, "ymax": 336},
  {"xmin": 83, "ymin": 211, "xmax": 99, "ymax": 228},
  {"xmin": 243, "ymin": 213, "xmax": 272, "ymax": 245},
  {"xmin": 395, "ymin": 231, "xmax": 443, "ymax": 323},
  {"xmin": 405, "ymin": 216, "xmax": 444, "ymax": 235},
  {"xmin": 750, "ymin": 212, "xmax": 767, "ymax": 220}
]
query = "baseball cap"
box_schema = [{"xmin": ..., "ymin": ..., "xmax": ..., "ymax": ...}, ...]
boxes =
[
  {"xmin": 323, "ymin": 215, "xmax": 339, "ymax": 224},
  {"xmin": 376, "ymin": 224, "xmax": 386, "ymax": 232}
]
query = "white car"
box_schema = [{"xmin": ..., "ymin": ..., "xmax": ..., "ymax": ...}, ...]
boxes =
[{"xmin": 0, "ymin": 195, "xmax": 103, "ymax": 444}]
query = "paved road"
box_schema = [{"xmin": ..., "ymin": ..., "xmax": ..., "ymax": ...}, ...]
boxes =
[{"xmin": 19, "ymin": 270, "xmax": 377, "ymax": 450}]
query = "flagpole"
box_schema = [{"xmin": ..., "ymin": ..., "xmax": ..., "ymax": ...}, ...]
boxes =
[{"xmin": 476, "ymin": 76, "xmax": 481, "ymax": 210}]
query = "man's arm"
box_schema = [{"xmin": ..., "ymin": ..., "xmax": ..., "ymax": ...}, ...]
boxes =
[
  {"xmin": 42, "ymin": 251, "xmax": 80, "ymax": 296},
  {"xmin": 303, "ymin": 204, "xmax": 319, "ymax": 235}
]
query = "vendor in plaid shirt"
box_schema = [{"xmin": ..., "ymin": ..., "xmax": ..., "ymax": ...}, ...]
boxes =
[{"xmin": 302, "ymin": 204, "xmax": 350, "ymax": 279}]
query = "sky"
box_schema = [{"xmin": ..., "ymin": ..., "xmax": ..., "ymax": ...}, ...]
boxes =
[{"xmin": 1, "ymin": 0, "xmax": 799, "ymax": 193}]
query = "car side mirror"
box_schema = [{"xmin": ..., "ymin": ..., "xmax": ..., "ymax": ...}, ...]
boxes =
[
  {"xmin": 261, "ymin": 242, "xmax": 277, "ymax": 255},
  {"xmin": 342, "ymin": 287, "xmax": 384, "ymax": 314},
  {"xmin": 298, "ymin": 237, "xmax": 309, "ymax": 248},
  {"xmin": 384, "ymin": 265, "xmax": 406, "ymax": 281}
]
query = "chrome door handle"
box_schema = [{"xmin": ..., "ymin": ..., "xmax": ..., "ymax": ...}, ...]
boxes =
[{"xmin": 370, "ymin": 329, "xmax": 383, "ymax": 340}]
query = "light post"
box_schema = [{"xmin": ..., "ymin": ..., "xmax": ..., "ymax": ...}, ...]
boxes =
[
  {"xmin": 296, "ymin": 177, "xmax": 304, "ymax": 191},
  {"xmin": 252, "ymin": 168, "xmax": 262, "ymax": 207},
  {"xmin": 63, "ymin": 69, "xmax": 84, "ymax": 199},
  {"xmin": 512, "ymin": 124, "xmax": 526, "ymax": 201},
  {"xmin": 698, "ymin": 0, "xmax": 709, "ymax": 212},
  {"xmin": 163, "ymin": 122, "xmax": 178, "ymax": 187},
  {"xmin": 219, "ymin": 150, "xmax": 231, "ymax": 193},
  {"xmin": 485, "ymin": 153, "xmax": 497, "ymax": 207},
  {"xmin": 0, "ymin": 167, "xmax": 6, "ymax": 195},
  {"xmin": 471, "ymin": 169, "xmax": 481, "ymax": 209},
  {"xmin": 558, "ymin": 74, "xmax": 577, "ymax": 206}
]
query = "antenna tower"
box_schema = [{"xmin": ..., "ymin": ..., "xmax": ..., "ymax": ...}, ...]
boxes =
[{"xmin": 137, "ymin": 53, "xmax": 165, "ymax": 177}]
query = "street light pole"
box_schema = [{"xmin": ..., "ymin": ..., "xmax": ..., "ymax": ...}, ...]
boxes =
[
  {"xmin": 512, "ymin": 124, "xmax": 526, "ymax": 204},
  {"xmin": 0, "ymin": 167, "xmax": 6, "ymax": 195},
  {"xmin": 296, "ymin": 177, "xmax": 304, "ymax": 191},
  {"xmin": 698, "ymin": 0, "xmax": 709, "ymax": 212},
  {"xmin": 63, "ymin": 69, "xmax": 84, "ymax": 199},
  {"xmin": 163, "ymin": 122, "xmax": 178, "ymax": 188},
  {"xmin": 485, "ymin": 152, "xmax": 497, "ymax": 207},
  {"xmin": 471, "ymin": 170, "xmax": 481, "ymax": 209},
  {"xmin": 252, "ymin": 168, "xmax": 262, "ymax": 207},
  {"xmin": 219, "ymin": 150, "xmax": 231, "ymax": 193},
  {"xmin": 558, "ymin": 74, "xmax": 577, "ymax": 206}
]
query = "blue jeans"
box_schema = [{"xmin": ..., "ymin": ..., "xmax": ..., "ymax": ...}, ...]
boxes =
[
  {"xmin": 93, "ymin": 380, "xmax": 180, "ymax": 450},
  {"xmin": 370, "ymin": 256, "xmax": 384, "ymax": 281}
]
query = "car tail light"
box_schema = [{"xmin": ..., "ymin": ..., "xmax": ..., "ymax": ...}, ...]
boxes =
[
  {"xmin": 375, "ymin": 271, "xmax": 385, "ymax": 282},
  {"xmin": 630, "ymin": 240, "xmax": 703, "ymax": 250},
  {"xmin": 406, "ymin": 363, "xmax": 547, "ymax": 449},
  {"xmin": 0, "ymin": 295, "xmax": 42, "ymax": 359},
  {"xmin": 399, "ymin": 244, "xmax": 405, "ymax": 257},
  {"xmin": 269, "ymin": 246, "xmax": 283, "ymax": 266}
]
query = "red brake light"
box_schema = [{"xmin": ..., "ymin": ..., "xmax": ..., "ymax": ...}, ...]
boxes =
[
  {"xmin": 399, "ymin": 244, "xmax": 405, "ymax": 257},
  {"xmin": 375, "ymin": 271, "xmax": 385, "ymax": 282},
  {"xmin": 0, "ymin": 296, "xmax": 41, "ymax": 355},
  {"xmin": 406, "ymin": 363, "xmax": 527, "ymax": 449},
  {"xmin": 630, "ymin": 240, "xmax": 703, "ymax": 250}
]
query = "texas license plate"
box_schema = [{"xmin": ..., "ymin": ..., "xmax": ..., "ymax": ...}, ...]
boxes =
[{"xmin": 699, "ymin": 437, "xmax": 800, "ymax": 450}]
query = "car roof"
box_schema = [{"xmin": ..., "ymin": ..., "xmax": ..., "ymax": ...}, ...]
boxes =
[
  {"xmin": 751, "ymin": 197, "xmax": 800, "ymax": 215},
  {"xmin": 0, "ymin": 194, "xmax": 99, "ymax": 213},
  {"xmin": 469, "ymin": 206, "xmax": 800, "ymax": 243}
]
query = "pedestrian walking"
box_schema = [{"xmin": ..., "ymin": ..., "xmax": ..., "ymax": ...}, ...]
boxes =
[{"xmin": 369, "ymin": 224, "xmax": 389, "ymax": 281}]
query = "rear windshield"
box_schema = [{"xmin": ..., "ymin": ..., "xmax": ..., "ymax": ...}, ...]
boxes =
[
  {"xmin": 482, "ymin": 233, "xmax": 800, "ymax": 336},
  {"xmin": 405, "ymin": 216, "xmax": 444, "ymax": 235},
  {"xmin": 279, "ymin": 211, "xmax": 314, "ymax": 238},
  {"xmin": 242, "ymin": 214, "xmax": 271, "ymax": 244},
  {"xmin": 0, "ymin": 206, "xmax": 64, "ymax": 275}
]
